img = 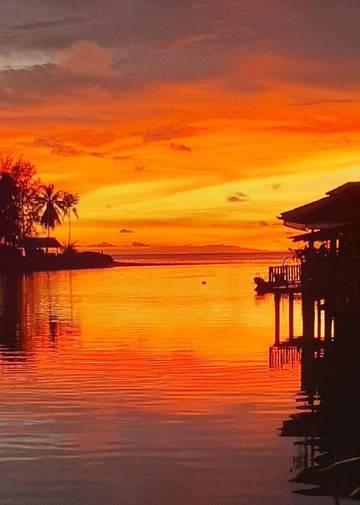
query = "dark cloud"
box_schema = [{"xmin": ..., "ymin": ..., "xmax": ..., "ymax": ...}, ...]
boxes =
[
  {"xmin": 120, "ymin": 228, "xmax": 133, "ymax": 233},
  {"xmin": 34, "ymin": 136, "xmax": 119, "ymax": 158},
  {"xmin": 227, "ymin": 191, "xmax": 248, "ymax": 203},
  {"xmin": 132, "ymin": 241, "xmax": 150, "ymax": 248},
  {"xmin": 0, "ymin": 63, "xmax": 103, "ymax": 108},
  {"xmin": 292, "ymin": 98, "xmax": 359, "ymax": 107},
  {"xmin": 13, "ymin": 17, "xmax": 83, "ymax": 31},
  {"xmin": 34, "ymin": 136, "xmax": 81, "ymax": 156},
  {"xmin": 89, "ymin": 151, "xmax": 107, "ymax": 158},
  {"xmin": 142, "ymin": 124, "xmax": 198, "ymax": 143},
  {"xmin": 112, "ymin": 155, "xmax": 135, "ymax": 162},
  {"xmin": 0, "ymin": 0, "xmax": 359, "ymax": 115},
  {"xmin": 3, "ymin": 1, "xmax": 360, "ymax": 63},
  {"xmin": 134, "ymin": 164, "xmax": 146, "ymax": 172},
  {"xmin": 0, "ymin": 1, "xmax": 208, "ymax": 55},
  {"xmin": 169, "ymin": 142, "xmax": 192, "ymax": 152},
  {"xmin": 155, "ymin": 33, "xmax": 216, "ymax": 52},
  {"xmin": 267, "ymin": 121, "xmax": 360, "ymax": 134},
  {"xmin": 88, "ymin": 241, "xmax": 115, "ymax": 247},
  {"xmin": 0, "ymin": 51, "xmax": 146, "ymax": 113}
]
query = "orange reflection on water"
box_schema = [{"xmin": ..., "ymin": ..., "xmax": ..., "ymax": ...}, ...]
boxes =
[
  {"xmin": 0, "ymin": 264, "xmax": 300, "ymax": 414},
  {"xmin": 0, "ymin": 261, "xmax": 304, "ymax": 505}
]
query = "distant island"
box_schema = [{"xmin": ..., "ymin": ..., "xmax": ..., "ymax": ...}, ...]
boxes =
[
  {"xmin": 0, "ymin": 158, "xmax": 115, "ymax": 273},
  {"xmin": 150, "ymin": 244, "xmax": 282, "ymax": 254},
  {"xmin": 112, "ymin": 244, "xmax": 285, "ymax": 255}
]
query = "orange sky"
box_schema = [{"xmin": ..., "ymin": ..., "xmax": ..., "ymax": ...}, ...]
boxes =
[{"xmin": 1, "ymin": 2, "xmax": 359, "ymax": 250}]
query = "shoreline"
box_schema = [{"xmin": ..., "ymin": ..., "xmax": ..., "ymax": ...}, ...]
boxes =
[
  {"xmin": 0, "ymin": 249, "xmax": 287, "ymax": 274},
  {"xmin": 0, "ymin": 250, "xmax": 116, "ymax": 274}
]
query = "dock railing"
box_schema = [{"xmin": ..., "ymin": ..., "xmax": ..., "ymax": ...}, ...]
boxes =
[{"xmin": 269, "ymin": 264, "xmax": 301, "ymax": 288}]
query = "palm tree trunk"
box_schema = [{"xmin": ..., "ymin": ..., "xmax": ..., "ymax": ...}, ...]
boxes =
[
  {"xmin": 46, "ymin": 227, "xmax": 50, "ymax": 254},
  {"xmin": 68, "ymin": 213, "xmax": 72, "ymax": 248},
  {"xmin": 20, "ymin": 193, "xmax": 25, "ymax": 241}
]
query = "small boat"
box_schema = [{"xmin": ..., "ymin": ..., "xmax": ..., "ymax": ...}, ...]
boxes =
[{"xmin": 254, "ymin": 276, "xmax": 271, "ymax": 294}]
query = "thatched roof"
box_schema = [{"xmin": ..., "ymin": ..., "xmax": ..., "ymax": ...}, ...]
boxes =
[
  {"xmin": 20, "ymin": 237, "xmax": 62, "ymax": 249},
  {"xmin": 280, "ymin": 182, "xmax": 360, "ymax": 232},
  {"xmin": 291, "ymin": 226, "xmax": 351, "ymax": 243}
]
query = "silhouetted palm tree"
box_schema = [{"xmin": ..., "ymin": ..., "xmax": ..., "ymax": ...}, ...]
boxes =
[
  {"xmin": 61, "ymin": 192, "xmax": 79, "ymax": 248},
  {"xmin": 36, "ymin": 184, "xmax": 64, "ymax": 252}
]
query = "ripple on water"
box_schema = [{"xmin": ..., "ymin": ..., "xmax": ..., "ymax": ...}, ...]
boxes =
[{"xmin": 0, "ymin": 263, "xmax": 314, "ymax": 505}]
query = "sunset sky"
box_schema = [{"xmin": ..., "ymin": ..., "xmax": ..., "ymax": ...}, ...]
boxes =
[{"xmin": 1, "ymin": 1, "xmax": 359, "ymax": 250}]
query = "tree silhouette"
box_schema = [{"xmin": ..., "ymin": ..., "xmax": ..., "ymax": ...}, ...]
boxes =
[
  {"xmin": 61, "ymin": 192, "xmax": 79, "ymax": 248},
  {"xmin": 0, "ymin": 172, "xmax": 20, "ymax": 247},
  {"xmin": 0, "ymin": 157, "xmax": 82, "ymax": 258},
  {"xmin": 36, "ymin": 185, "xmax": 64, "ymax": 252},
  {"xmin": 0, "ymin": 158, "xmax": 41, "ymax": 239}
]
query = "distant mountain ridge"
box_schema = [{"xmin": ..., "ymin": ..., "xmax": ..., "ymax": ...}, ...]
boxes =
[{"xmin": 86, "ymin": 243, "xmax": 285, "ymax": 254}]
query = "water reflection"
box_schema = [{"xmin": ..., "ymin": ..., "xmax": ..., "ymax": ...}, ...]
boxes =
[
  {"xmin": 0, "ymin": 272, "xmax": 80, "ymax": 362},
  {"xmin": 279, "ymin": 341, "xmax": 360, "ymax": 502},
  {"xmin": 0, "ymin": 274, "xmax": 28, "ymax": 355},
  {"xmin": 0, "ymin": 263, "xmax": 322, "ymax": 505}
]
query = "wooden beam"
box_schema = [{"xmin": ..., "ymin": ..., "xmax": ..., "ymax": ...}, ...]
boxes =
[
  {"xmin": 289, "ymin": 293, "xmax": 294, "ymax": 341},
  {"xmin": 317, "ymin": 299, "xmax": 322, "ymax": 340},
  {"xmin": 275, "ymin": 293, "xmax": 281, "ymax": 345}
]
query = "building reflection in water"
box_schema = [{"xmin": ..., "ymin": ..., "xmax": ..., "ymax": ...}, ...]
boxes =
[
  {"xmin": 260, "ymin": 183, "xmax": 360, "ymax": 502},
  {"xmin": 0, "ymin": 272, "xmax": 80, "ymax": 363},
  {"xmin": 272, "ymin": 339, "xmax": 360, "ymax": 502}
]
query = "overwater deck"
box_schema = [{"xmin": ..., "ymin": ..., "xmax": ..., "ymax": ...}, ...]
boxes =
[
  {"xmin": 257, "ymin": 182, "xmax": 360, "ymax": 503},
  {"xmin": 258, "ymin": 182, "xmax": 360, "ymax": 352}
]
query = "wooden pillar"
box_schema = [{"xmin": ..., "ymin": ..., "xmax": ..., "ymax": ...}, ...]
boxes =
[
  {"xmin": 275, "ymin": 293, "xmax": 281, "ymax": 346},
  {"xmin": 289, "ymin": 292, "xmax": 294, "ymax": 341},
  {"xmin": 324, "ymin": 302, "xmax": 332, "ymax": 342},
  {"xmin": 302, "ymin": 293, "xmax": 315, "ymax": 342},
  {"xmin": 330, "ymin": 239, "xmax": 336, "ymax": 255},
  {"xmin": 317, "ymin": 299, "xmax": 322, "ymax": 340}
]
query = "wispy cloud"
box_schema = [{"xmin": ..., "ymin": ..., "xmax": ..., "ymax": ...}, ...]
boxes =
[
  {"xmin": 155, "ymin": 33, "xmax": 216, "ymax": 52},
  {"xmin": 34, "ymin": 136, "xmax": 81, "ymax": 156},
  {"xmin": 227, "ymin": 192, "xmax": 248, "ymax": 203},
  {"xmin": 268, "ymin": 183, "xmax": 282, "ymax": 191},
  {"xmin": 13, "ymin": 17, "xmax": 82, "ymax": 31},
  {"xmin": 132, "ymin": 241, "xmax": 150, "ymax": 248},
  {"xmin": 142, "ymin": 124, "xmax": 198, "ymax": 143},
  {"xmin": 169, "ymin": 142, "xmax": 192, "ymax": 152},
  {"xmin": 88, "ymin": 241, "xmax": 115, "ymax": 247},
  {"xmin": 112, "ymin": 155, "xmax": 135, "ymax": 162}
]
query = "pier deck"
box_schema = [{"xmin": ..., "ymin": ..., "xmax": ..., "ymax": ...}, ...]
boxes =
[
  {"xmin": 255, "ymin": 264, "xmax": 301, "ymax": 295},
  {"xmin": 258, "ymin": 182, "xmax": 360, "ymax": 351}
]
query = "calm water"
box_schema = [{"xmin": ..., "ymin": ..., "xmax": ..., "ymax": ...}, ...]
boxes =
[
  {"xmin": 0, "ymin": 259, "xmax": 346, "ymax": 504},
  {"xmin": 111, "ymin": 251, "xmax": 286, "ymax": 265}
]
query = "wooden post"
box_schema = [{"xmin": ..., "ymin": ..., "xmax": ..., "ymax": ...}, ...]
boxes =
[
  {"xmin": 289, "ymin": 292, "xmax": 294, "ymax": 341},
  {"xmin": 275, "ymin": 293, "xmax": 281, "ymax": 346},
  {"xmin": 330, "ymin": 238, "xmax": 336, "ymax": 255},
  {"xmin": 317, "ymin": 299, "xmax": 322, "ymax": 340},
  {"xmin": 302, "ymin": 293, "xmax": 315, "ymax": 342},
  {"xmin": 324, "ymin": 301, "xmax": 332, "ymax": 342}
]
